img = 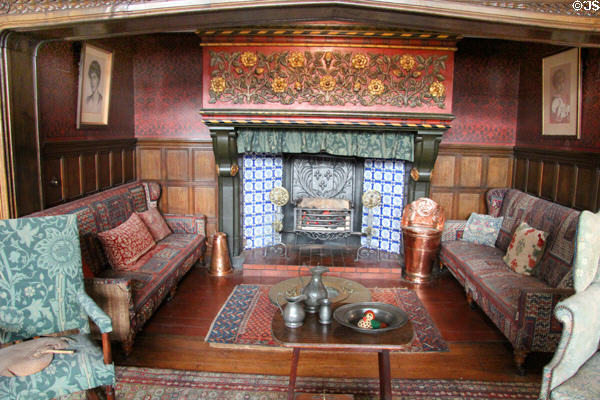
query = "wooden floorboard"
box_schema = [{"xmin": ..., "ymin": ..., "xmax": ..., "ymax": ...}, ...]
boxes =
[{"xmin": 114, "ymin": 265, "xmax": 550, "ymax": 383}]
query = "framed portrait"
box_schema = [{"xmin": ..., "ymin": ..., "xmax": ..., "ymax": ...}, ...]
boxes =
[
  {"xmin": 77, "ymin": 43, "xmax": 113, "ymax": 127},
  {"xmin": 542, "ymin": 48, "xmax": 581, "ymax": 137}
]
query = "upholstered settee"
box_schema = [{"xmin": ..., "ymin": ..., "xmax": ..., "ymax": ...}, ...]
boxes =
[
  {"xmin": 440, "ymin": 188, "xmax": 579, "ymax": 373},
  {"xmin": 29, "ymin": 181, "xmax": 207, "ymax": 354}
]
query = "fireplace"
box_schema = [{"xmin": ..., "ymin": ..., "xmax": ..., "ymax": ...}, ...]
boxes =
[{"xmin": 240, "ymin": 151, "xmax": 409, "ymax": 253}]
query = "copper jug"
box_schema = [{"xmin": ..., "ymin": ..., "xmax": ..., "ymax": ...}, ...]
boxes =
[{"xmin": 210, "ymin": 232, "xmax": 233, "ymax": 276}]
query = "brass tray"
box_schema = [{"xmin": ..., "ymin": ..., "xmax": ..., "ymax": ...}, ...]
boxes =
[
  {"xmin": 333, "ymin": 302, "xmax": 409, "ymax": 334},
  {"xmin": 268, "ymin": 276, "xmax": 371, "ymax": 306}
]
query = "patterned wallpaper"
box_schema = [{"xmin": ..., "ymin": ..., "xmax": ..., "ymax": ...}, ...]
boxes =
[
  {"xmin": 241, "ymin": 154, "xmax": 283, "ymax": 250},
  {"xmin": 361, "ymin": 159, "xmax": 406, "ymax": 254},
  {"xmin": 133, "ymin": 34, "xmax": 210, "ymax": 139},
  {"xmin": 37, "ymin": 39, "xmax": 135, "ymax": 142},
  {"xmin": 516, "ymin": 47, "xmax": 600, "ymax": 152},
  {"xmin": 442, "ymin": 39, "xmax": 520, "ymax": 145}
]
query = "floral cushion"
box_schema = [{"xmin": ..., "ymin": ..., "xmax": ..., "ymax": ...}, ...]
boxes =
[
  {"xmin": 503, "ymin": 221, "xmax": 548, "ymax": 275},
  {"xmin": 461, "ymin": 213, "xmax": 504, "ymax": 247},
  {"xmin": 137, "ymin": 207, "xmax": 172, "ymax": 242},
  {"xmin": 97, "ymin": 213, "xmax": 155, "ymax": 271}
]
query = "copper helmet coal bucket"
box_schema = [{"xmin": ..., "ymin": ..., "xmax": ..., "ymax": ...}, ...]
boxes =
[
  {"xmin": 210, "ymin": 232, "xmax": 233, "ymax": 276},
  {"xmin": 401, "ymin": 198, "xmax": 445, "ymax": 284}
]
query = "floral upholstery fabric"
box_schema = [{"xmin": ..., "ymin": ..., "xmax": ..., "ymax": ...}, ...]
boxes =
[
  {"xmin": 97, "ymin": 213, "xmax": 156, "ymax": 271},
  {"xmin": 137, "ymin": 207, "xmax": 172, "ymax": 241},
  {"xmin": 0, "ymin": 215, "xmax": 115, "ymax": 399},
  {"xmin": 0, "ymin": 334, "xmax": 115, "ymax": 400},
  {"xmin": 503, "ymin": 222, "xmax": 548, "ymax": 276},
  {"xmin": 462, "ymin": 213, "xmax": 503, "ymax": 247},
  {"xmin": 0, "ymin": 215, "xmax": 97, "ymax": 342},
  {"xmin": 572, "ymin": 210, "xmax": 600, "ymax": 292},
  {"xmin": 539, "ymin": 211, "xmax": 600, "ymax": 400},
  {"xmin": 440, "ymin": 188, "xmax": 579, "ymax": 358}
]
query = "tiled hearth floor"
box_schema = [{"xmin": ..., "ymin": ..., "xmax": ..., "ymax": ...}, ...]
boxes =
[{"xmin": 242, "ymin": 244, "xmax": 404, "ymax": 279}]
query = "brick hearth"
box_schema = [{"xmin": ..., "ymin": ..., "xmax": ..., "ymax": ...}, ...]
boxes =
[{"xmin": 242, "ymin": 244, "xmax": 404, "ymax": 280}]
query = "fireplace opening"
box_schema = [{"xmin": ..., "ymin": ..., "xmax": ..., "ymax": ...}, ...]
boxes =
[{"xmin": 241, "ymin": 152, "xmax": 409, "ymax": 255}]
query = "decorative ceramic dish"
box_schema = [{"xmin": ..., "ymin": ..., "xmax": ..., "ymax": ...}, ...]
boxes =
[{"xmin": 333, "ymin": 302, "xmax": 408, "ymax": 334}]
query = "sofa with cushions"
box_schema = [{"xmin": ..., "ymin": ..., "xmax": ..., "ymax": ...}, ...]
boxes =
[
  {"xmin": 440, "ymin": 188, "xmax": 579, "ymax": 373},
  {"xmin": 28, "ymin": 181, "xmax": 207, "ymax": 354}
]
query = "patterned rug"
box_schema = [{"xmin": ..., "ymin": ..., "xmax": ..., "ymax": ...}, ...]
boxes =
[
  {"xmin": 73, "ymin": 366, "xmax": 541, "ymax": 399},
  {"xmin": 205, "ymin": 285, "xmax": 448, "ymax": 352}
]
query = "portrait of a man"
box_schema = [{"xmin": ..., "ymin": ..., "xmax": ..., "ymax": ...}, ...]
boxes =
[{"xmin": 77, "ymin": 44, "xmax": 113, "ymax": 127}]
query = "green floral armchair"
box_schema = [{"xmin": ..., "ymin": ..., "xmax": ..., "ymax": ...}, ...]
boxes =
[
  {"xmin": 539, "ymin": 210, "xmax": 600, "ymax": 400},
  {"xmin": 0, "ymin": 215, "xmax": 115, "ymax": 400}
]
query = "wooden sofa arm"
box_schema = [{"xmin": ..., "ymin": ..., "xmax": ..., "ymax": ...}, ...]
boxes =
[
  {"xmin": 441, "ymin": 220, "xmax": 467, "ymax": 242},
  {"xmin": 516, "ymin": 287, "xmax": 574, "ymax": 351},
  {"xmin": 84, "ymin": 278, "xmax": 134, "ymax": 343},
  {"xmin": 163, "ymin": 214, "xmax": 207, "ymax": 237}
]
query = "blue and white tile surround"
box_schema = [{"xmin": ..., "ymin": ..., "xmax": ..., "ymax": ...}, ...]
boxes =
[
  {"xmin": 242, "ymin": 155, "xmax": 406, "ymax": 254},
  {"xmin": 361, "ymin": 159, "xmax": 406, "ymax": 254},
  {"xmin": 242, "ymin": 154, "xmax": 283, "ymax": 249}
]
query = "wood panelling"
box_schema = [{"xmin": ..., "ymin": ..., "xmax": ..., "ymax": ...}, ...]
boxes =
[
  {"xmin": 431, "ymin": 144, "xmax": 513, "ymax": 220},
  {"xmin": 459, "ymin": 157, "xmax": 482, "ymax": 187},
  {"xmin": 166, "ymin": 149, "xmax": 189, "ymax": 181},
  {"xmin": 139, "ymin": 149, "xmax": 162, "ymax": 180},
  {"xmin": 42, "ymin": 139, "xmax": 136, "ymax": 208},
  {"xmin": 513, "ymin": 147, "xmax": 600, "ymax": 212},
  {"xmin": 137, "ymin": 139, "xmax": 218, "ymax": 252}
]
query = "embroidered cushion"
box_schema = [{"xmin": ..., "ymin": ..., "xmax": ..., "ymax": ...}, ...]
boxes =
[
  {"xmin": 137, "ymin": 207, "xmax": 172, "ymax": 242},
  {"xmin": 462, "ymin": 213, "xmax": 504, "ymax": 247},
  {"xmin": 503, "ymin": 221, "xmax": 548, "ymax": 275},
  {"xmin": 97, "ymin": 213, "xmax": 155, "ymax": 271}
]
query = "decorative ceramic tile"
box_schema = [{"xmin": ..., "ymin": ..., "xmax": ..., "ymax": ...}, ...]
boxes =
[
  {"xmin": 361, "ymin": 159, "xmax": 405, "ymax": 254},
  {"xmin": 242, "ymin": 154, "xmax": 283, "ymax": 249}
]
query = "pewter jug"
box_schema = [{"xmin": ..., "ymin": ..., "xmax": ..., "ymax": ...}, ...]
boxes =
[
  {"xmin": 276, "ymin": 294, "xmax": 307, "ymax": 328},
  {"xmin": 301, "ymin": 266, "xmax": 329, "ymax": 313}
]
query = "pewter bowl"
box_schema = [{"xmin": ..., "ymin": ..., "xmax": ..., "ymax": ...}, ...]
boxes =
[{"xmin": 333, "ymin": 302, "xmax": 409, "ymax": 334}]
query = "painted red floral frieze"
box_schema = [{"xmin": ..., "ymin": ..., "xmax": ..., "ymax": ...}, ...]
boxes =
[{"xmin": 207, "ymin": 50, "xmax": 449, "ymax": 109}]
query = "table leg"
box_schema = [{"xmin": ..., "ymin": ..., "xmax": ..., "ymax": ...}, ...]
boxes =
[
  {"xmin": 378, "ymin": 349, "xmax": 392, "ymax": 400},
  {"xmin": 288, "ymin": 348, "xmax": 300, "ymax": 400}
]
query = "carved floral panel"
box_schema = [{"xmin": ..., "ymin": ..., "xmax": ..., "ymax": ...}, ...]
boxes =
[{"xmin": 202, "ymin": 46, "xmax": 454, "ymax": 113}]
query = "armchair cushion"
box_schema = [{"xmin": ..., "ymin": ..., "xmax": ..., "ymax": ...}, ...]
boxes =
[
  {"xmin": 77, "ymin": 291, "xmax": 112, "ymax": 334},
  {"xmin": 503, "ymin": 222, "xmax": 548, "ymax": 276},
  {"xmin": 137, "ymin": 207, "xmax": 172, "ymax": 242},
  {"xmin": 97, "ymin": 213, "xmax": 156, "ymax": 271},
  {"xmin": 462, "ymin": 213, "xmax": 503, "ymax": 247}
]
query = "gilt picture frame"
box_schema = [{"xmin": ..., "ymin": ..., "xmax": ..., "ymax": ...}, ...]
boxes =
[
  {"xmin": 542, "ymin": 48, "xmax": 581, "ymax": 137},
  {"xmin": 77, "ymin": 43, "xmax": 113, "ymax": 127}
]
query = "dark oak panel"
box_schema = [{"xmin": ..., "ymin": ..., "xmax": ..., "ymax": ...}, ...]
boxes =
[
  {"xmin": 82, "ymin": 154, "xmax": 97, "ymax": 195},
  {"xmin": 513, "ymin": 147, "xmax": 600, "ymax": 212},
  {"xmin": 42, "ymin": 157, "xmax": 62, "ymax": 205},
  {"xmin": 42, "ymin": 139, "xmax": 136, "ymax": 208},
  {"xmin": 137, "ymin": 138, "xmax": 218, "ymax": 252},
  {"xmin": 431, "ymin": 144, "xmax": 513, "ymax": 220}
]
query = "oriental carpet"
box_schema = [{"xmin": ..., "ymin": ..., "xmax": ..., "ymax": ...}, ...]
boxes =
[
  {"xmin": 67, "ymin": 366, "xmax": 541, "ymax": 399},
  {"xmin": 205, "ymin": 285, "xmax": 448, "ymax": 352}
]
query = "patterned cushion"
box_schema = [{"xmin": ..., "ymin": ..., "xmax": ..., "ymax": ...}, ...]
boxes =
[
  {"xmin": 462, "ymin": 213, "xmax": 503, "ymax": 247},
  {"xmin": 137, "ymin": 207, "xmax": 172, "ymax": 241},
  {"xmin": 503, "ymin": 222, "xmax": 548, "ymax": 275},
  {"xmin": 97, "ymin": 213, "xmax": 156, "ymax": 271}
]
